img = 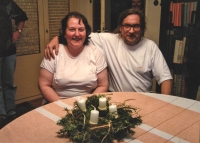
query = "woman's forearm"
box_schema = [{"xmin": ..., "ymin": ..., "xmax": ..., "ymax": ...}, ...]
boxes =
[
  {"xmin": 93, "ymin": 69, "xmax": 108, "ymax": 93},
  {"xmin": 93, "ymin": 86, "xmax": 108, "ymax": 94},
  {"xmin": 39, "ymin": 86, "xmax": 60, "ymax": 102}
]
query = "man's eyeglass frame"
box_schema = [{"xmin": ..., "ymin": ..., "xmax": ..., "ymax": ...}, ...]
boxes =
[{"xmin": 122, "ymin": 24, "xmax": 141, "ymax": 31}]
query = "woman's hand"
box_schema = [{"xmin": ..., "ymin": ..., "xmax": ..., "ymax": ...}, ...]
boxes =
[{"xmin": 45, "ymin": 36, "xmax": 59, "ymax": 60}]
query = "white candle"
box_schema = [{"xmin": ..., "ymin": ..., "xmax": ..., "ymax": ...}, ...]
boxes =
[
  {"xmin": 77, "ymin": 99, "xmax": 86, "ymax": 111},
  {"xmin": 109, "ymin": 104, "xmax": 117, "ymax": 113},
  {"xmin": 98, "ymin": 97, "xmax": 107, "ymax": 110},
  {"xmin": 89, "ymin": 109, "xmax": 99, "ymax": 124}
]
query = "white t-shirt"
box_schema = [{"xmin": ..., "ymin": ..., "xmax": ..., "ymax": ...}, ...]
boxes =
[
  {"xmin": 40, "ymin": 44, "xmax": 107, "ymax": 98},
  {"xmin": 90, "ymin": 33, "xmax": 172, "ymax": 92}
]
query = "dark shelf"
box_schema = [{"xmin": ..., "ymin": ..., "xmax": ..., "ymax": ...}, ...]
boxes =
[{"xmin": 158, "ymin": 0, "xmax": 200, "ymax": 99}]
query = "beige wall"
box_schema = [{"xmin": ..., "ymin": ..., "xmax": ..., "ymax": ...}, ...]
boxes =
[
  {"xmin": 145, "ymin": 0, "xmax": 161, "ymax": 46},
  {"xmin": 145, "ymin": 0, "xmax": 161, "ymax": 91}
]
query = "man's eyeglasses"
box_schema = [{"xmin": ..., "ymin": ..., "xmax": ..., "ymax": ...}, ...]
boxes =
[{"xmin": 122, "ymin": 24, "xmax": 141, "ymax": 31}]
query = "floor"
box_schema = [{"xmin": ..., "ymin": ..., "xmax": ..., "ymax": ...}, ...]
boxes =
[{"xmin": 0, "ymin": 98, "xmax": 43, "ymax": 129}]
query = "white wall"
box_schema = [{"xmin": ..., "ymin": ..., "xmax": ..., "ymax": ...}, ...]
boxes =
[{"xmin": 145, "ymin": 0, "xmax": 161, "ymax": 46}]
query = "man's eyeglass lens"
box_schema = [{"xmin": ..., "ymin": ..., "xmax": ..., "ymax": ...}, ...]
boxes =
[{"xmin": 123, "ymin": 24, "xmax": 141, "ymax": 31}]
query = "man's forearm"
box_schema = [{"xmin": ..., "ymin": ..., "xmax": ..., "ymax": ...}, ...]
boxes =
[
  {"xmin": 45, "ymin": 36, "xmax": 59, "ymax": 59},
  {"xmin": 17, "ymin": 21, "xmax": 25, "ymax": 30},
  {"xmin": 161, "ymin": 80, "xmax": 172, "ymax": 95}
]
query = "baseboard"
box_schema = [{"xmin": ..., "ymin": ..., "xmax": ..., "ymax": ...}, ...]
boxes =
[{"xmin": 15, "ymin": 94, "xmax": 43, "ymax": 105}]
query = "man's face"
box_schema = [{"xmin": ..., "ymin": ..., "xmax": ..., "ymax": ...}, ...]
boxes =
[
  {"xmin": 119, "ymin": 14, "xmax": 142, "ymax": 46},
  {"xmin": 132, "ymin": 0, "xmax": 142, "ymax": 9}
]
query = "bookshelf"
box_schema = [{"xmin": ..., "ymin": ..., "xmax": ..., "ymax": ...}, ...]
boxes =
[{"xmin": 158, "ymin": 0, "xmax": 200, "ymax": 100}]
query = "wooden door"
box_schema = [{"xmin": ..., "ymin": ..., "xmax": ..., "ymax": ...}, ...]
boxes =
[
  {"xmin": 14, "ymin": 0, "xmax": 69, "ymax": 104},
  {"xmin": 13, "ymin": 0, "xmax": 45, "ymax": 104},
  {"xmin": 70, "ymin": 0, "xmax": 93, "ymax": 30}
]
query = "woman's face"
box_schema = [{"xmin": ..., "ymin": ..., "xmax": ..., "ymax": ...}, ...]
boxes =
[{"xmin": 65, "ymin": 17, "xmax": 86, "ymax": 49}]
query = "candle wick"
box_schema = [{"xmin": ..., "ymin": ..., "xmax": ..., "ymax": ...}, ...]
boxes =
[
  {"xmin": 82, "ymin": 113, "xmax": 86, "ymax": 129},
  {"xmin": 91, "ymin": 105, "xmax": 96, "ymax": 110}
]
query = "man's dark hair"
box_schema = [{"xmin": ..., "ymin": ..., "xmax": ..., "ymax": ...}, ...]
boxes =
[
  {"xmin": 59, "ymin": 12, "xmax": 91, "ymax": 45},
  {"xmin": 118, "ymin": 8, "xmax": 146, "ymax": 35}
]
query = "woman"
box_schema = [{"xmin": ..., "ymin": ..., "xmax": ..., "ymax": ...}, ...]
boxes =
[{"xmin": 38, "ymin": 12, "xmax": 108, "ymax": 103}]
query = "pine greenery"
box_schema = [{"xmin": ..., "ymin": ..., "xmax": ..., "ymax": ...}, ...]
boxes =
[{"xmin": 57, "ymin": 94, "xmax": 142, "ymax": 143}]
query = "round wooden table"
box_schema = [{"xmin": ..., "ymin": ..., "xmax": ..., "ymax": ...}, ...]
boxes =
[{"xmin": 0, "ymin": 92, "xmax": 199, "ymax": 143}]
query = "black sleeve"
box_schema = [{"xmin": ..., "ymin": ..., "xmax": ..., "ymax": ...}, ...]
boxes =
[{"xmin": 11, "ymin": 1, "xmax": 28, "ymax": 25}]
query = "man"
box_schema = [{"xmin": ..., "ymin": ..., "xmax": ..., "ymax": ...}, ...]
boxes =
[
  {"xmin": 132, "ymin": 0, "xmax": 144, "ymax": 10},
  {"xmin": 0, "ymin": 0, "xmax": 28, "ymax": 125},
  {"xmin": 45, "ymin": 8, "xmax": 172, "ymax": 95}
]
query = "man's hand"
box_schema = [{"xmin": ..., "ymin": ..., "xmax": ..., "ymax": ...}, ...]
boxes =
[
  {"xmin": 45, "ymin": 36, "xmax": 59, "ymax": 60},
  {"xmin": 12, "ymin": 31, "xmax": 20, "ymax": 43},
  {"xmin": 13, "ymin": 21, "xmax": 25, "ymax": 43}
]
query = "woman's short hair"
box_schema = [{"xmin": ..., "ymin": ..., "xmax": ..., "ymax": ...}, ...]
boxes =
[
  {"xmin": 59, "ymin": 12, "xmax": 91, "ymax": 45},
  {"xmin": 118, "ymin": 8, "xmax": 146, "ymax": 35}
]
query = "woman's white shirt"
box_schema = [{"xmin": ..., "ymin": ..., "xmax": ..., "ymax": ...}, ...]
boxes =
[{"xmin": 40, "ymin": 44, "xmax": 107, "ymax": 98}]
